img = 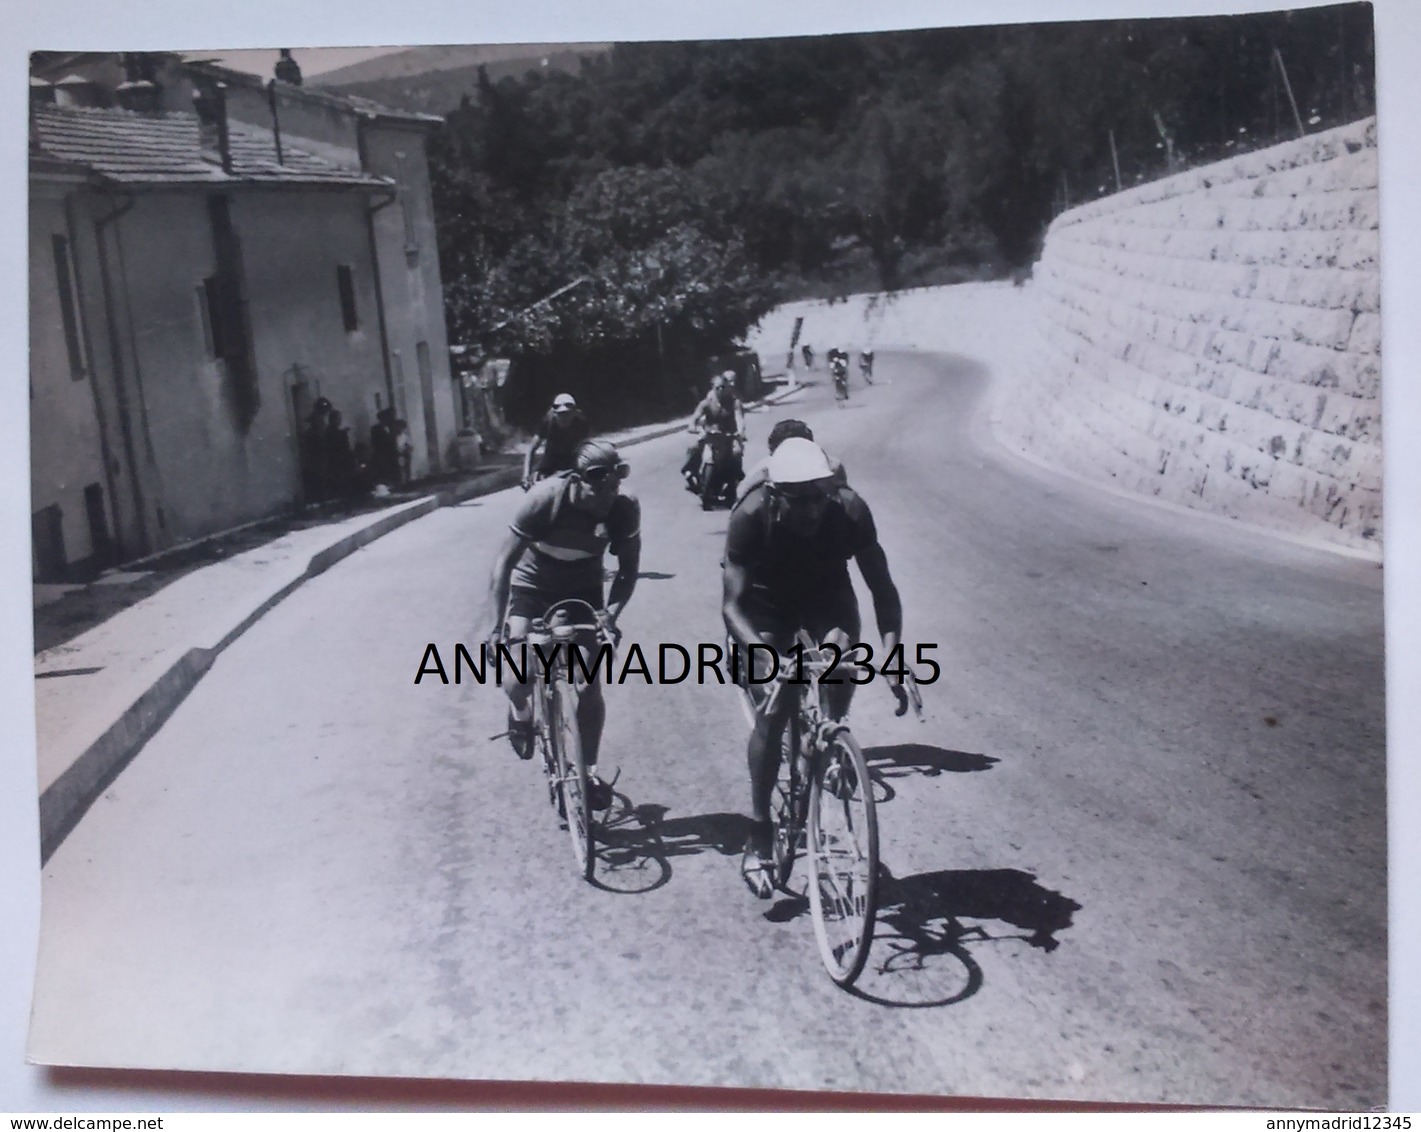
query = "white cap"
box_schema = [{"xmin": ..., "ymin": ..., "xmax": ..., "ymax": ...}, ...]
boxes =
[
  {"xmin": 551, "ymin": 393, "xmax": 577, "ymax": 410},
  {"xmin": 766, "ymin": 437, "xmax": 834, "ymax": 485}
]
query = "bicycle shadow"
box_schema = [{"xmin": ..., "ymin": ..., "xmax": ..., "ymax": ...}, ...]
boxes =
[
  {"xmin": 850, "ymin": 865, "xmax": 1081, "ymax": 1008},
  {"xmin": 862, "ymin": 742, "xmax": 997, "ymax": 802},
  {"xmin": 588, "ymin": 799, "xmax": 749, "ymax": 895}
]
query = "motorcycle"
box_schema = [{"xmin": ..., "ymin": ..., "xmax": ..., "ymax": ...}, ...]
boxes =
[
  {"xmin": 687, "ymin": 425, "xmax": 744, "ymax": 511},
  {"xmin": 830, "ymin": 352, "xmax": 850, "ymax": 405}
]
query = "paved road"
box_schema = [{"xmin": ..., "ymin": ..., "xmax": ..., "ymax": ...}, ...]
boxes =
[{"xmin": 30, "ymin": 352, "xmax": 1386, "ymax": 1107}]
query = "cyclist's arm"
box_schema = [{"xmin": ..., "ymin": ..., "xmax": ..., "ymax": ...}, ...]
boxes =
[
  {"xmin": 522, "ymin": 438, "xmax": 542, "ymax": 481},
  {"xmin": 734, "ymin": 400, "xmax": 747, "ymax": 436},
  {"xmin": 853, "ymin": 539, "xmax": 903, "ymax": 658},
  {"xmin": 722, "ymin": 558, "xmax": 763, "ymax": 654},
  {"xmin": 482, "ymin": 529, "xmax": 533, "ymax": 639},
  {"xmin": 605, "ymin": 534, "xmax": 641, "ymax": 623}
]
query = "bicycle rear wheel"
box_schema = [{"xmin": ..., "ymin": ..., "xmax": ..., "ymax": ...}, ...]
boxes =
[
  {"xmin": 551, "ymin": 681, "xmax": 594, "ymax": 881},
  {"xmin": 806, "ymin": 728, "xmax": 878, "ymax": 986}
]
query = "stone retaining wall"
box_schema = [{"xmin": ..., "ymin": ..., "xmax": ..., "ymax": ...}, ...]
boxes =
[{"xmin": 999, "ymin": 117, "xmax": 1382, "ymax": 554}]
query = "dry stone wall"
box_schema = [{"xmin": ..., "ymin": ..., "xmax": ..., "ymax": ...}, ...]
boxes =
[{"xmin": 999, "ymin": 117, "xmax": 1381, "ymax": 554}]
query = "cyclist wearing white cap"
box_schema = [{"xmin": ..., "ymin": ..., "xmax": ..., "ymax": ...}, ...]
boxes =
[
  {"xmin": 483, "ymin": 439, "xmax": 641, "ymax": 810},
  {"xmin": 721, "ymin": 437, "xmax": 905, "ymax": 895},
  {"xmin": 523, "ymin": 392, "xmax": 590, "ymax": 490}
]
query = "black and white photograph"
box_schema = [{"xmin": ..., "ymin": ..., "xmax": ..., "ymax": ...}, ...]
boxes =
[{"xmin": 6, "ymin": 0, "xmax": 1421, "ymax": 1115}]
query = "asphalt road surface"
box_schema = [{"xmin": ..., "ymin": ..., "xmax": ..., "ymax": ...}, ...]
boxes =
[{"xmin": 30, "ymin": 351, "xmax": 1387, "ymax": 1107}]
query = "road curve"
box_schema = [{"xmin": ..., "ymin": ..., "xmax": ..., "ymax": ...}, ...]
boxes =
[{"xmin": 31, "ymin": 349, "xmax": 1386, "ymax": 1108}]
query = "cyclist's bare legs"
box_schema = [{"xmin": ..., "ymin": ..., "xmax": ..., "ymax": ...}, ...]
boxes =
[
  {"xmin": 747, "ymin": 687, "xmax": 794, "ymax": 827},
  {"xmin": 578, "ymin": 680, "xmax": 606, "ymax": 768},
  {"xmin": 501, "ymin": 613, "xmax": 535, "ymax": 717},
  {"xmin": 820, "ymin": 626, "xmax": 856, "ymax": 722}
]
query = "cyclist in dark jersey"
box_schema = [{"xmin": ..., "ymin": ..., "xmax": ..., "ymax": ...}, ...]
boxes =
[
  {"xmin": 482, "ymin": 439, "xmax": 641, "ymax": 809},
  {"xmin": 721, "ymin": 437, "xmax": 905, "ymax": 896},
  {"xmin": 522, "ymin": 392, "xmax": 591, "ymax": 489}
]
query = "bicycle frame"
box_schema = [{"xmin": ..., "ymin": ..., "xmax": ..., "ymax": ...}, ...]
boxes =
[
  {"xmin": 735, "ymin": 631, "xmax": 881, "ymax": 985},
  {"xmin": 519, "ymin": 598, "xmax": 617, "ymax": 880}
]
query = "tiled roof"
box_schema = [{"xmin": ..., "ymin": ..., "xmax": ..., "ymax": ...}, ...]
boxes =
[{"xmin": 29, "ymin": 103, "xmax": 393, "ymax": 188}]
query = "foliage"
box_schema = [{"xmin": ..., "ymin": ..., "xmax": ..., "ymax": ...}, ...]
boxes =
[{"xmin": 426, "ymin": 4, "xmax": 1374, "ymax": 421}]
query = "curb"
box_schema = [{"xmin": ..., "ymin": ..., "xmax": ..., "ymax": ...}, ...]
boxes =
[{"xmin": 36, "ymin": 384, "xmax": 808, "ymax": 862}]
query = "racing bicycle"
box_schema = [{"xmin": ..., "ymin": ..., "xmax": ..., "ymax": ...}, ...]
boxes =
[
  {"xmin": 520, "ymin": 598, "xmax": 618, "ymax": 881},
  {"xmin": 738, "ymin": 632, "xmax": 922, "ymax": 986}
]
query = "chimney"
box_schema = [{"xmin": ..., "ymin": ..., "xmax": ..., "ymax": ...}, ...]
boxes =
[
  {"xmin": 192, "ymin": 81, "xmax": 233, "ymax": 173},
  {"xmin": 115, "ymin": 52, "xmax": 161, "ymax": 113},
  {"xmin": 274, "ymin": 49, "xmax": 302, "ymax": 86},
  {"xmin": 54, "ymin": 74, "xmax": 103, "ymax": 109}
]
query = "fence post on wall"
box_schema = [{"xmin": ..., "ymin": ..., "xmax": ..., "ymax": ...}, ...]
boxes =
[
  {"xmin": 1273, "ymin": 47, "xmax": 1306, "ymax": 139},
  {"xmin": 1109, "ymin": 128, "xmax": 1122, "ymax": 192}
]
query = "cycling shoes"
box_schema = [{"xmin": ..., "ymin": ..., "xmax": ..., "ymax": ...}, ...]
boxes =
[
  {"xmin": 506, "ymin": 707, "xmax": 534, "ymax": 760},
  {"xmin": 586, "ymin": 773, "xmax": 614, "ymax": 812},
  {"xmin": 740, "ymin": 821, "xmax": 776, "ymax": 900}
]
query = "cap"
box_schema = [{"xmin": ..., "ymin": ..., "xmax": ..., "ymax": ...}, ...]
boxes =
[
  {"xmin": 551, "ymin": 393, "xmax": 577, "ymax": 411},
  {"xmin": 766, "ymin": 437, "xmax": 835, "ymax": 485},
  {"xmin": 573, "ymin": 438, "xmax": 625, "ymax": 474}
]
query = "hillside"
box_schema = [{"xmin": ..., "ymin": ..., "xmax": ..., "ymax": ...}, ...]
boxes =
[{"xmin": 313, "ymin": 42, "xmax": 611, "ymax": 115}]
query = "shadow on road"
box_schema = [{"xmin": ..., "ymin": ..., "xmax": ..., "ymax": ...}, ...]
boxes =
[
  {"xmin": 851, "ymin": 866, "xmax": 1081, "ymax": 1008},
  {"xmin": 862, "ymin": 742, "xmax": 996, "ymax": 802},
  {"xmin": 588, "ymin": 800, "xmax": 749, "ymax": 895}
]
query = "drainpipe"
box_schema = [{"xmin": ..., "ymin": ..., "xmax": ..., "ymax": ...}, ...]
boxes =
[
  {"xmin": 64, "ymin": 191, "xmax": 123, "ymax": 563},
  {"xmin": 92, "ymin": 192, "xmax": 151, "ymax": 556},
  {"xmin": 266, "ymin": 79, "xmax": 284, "ymax": 165},
  {"xmin": 357, "ymin": 114, "xmax": 399, "ymax": 413}
]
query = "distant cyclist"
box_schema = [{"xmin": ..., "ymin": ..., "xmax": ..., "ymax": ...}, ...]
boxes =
[
  {"xmin": 482, "ymin": 439, "xmax": 641, "ymax": 811},
  {"xmin": 859, "ymin": 348, "xmax": 875, "ymax": 384},
  {"xmin": 523, "ymin": 392, "xmax": 591, "ymax": 490},
  {"xmin": 721, "ymin": 437, "xmax": 906, "ymax": 897}
]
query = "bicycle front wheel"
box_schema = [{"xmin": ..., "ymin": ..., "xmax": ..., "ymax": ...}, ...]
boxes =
[
  {"xmin": 807, "ymin": 728, "xmax": 878, "ymax": 986},
  {"xmin": 551, "ymin": 682, "xmax": 595, "ymax": 881}
]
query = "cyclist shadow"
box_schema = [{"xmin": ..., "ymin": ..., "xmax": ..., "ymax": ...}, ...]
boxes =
[
  {"xmin": 863, "ymin": 742, "xmax": 997, "ymax": 802},
  {"xmin": 850, "ymin": 865, "xmax": 1081, "ymax": 1008},
  {"xmin": 588, "ymin": 799, "xmax": 749, "ymax": 896}
]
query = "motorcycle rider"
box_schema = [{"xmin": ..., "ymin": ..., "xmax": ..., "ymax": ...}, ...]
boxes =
[{"xmin": 682, "ymin": 370, "xmax": 747, "ymax": 493}]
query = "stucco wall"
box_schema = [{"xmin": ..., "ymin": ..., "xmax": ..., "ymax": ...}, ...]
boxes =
[
  {"xmin": 999, "ymin": 117, "xmax": 1382, "ymax": 555},
  {"xmin": 360, "ymin": 123, "xmax": 461, "ymax": 477},
  {"xmin": 29, "ymin": 192, "xmax": 110, "ymax": 574}
]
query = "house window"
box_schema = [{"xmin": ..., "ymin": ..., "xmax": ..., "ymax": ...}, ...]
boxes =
[
  {"xmin": 51, "ymin": 235, "xmax": 86, "ymax": 380},
  {"xmin": 195, "ymin": 283, "xmax": 216, "ymax": 357},
  {"xmin": 200, "ymin": 275, "xmax": 239, "ymax": 360},
  {"xmin": 336, "ymin": 265, "xmax": 359, "ymax": 332},
  {"xmin": 397, "ymin": 152, "xmax": 420, "ymax": 254}
]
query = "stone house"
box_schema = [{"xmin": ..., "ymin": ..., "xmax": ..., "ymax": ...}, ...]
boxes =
[{"xmin": 28, "ymin": 52, "xmax": 463, "ymax": 580}]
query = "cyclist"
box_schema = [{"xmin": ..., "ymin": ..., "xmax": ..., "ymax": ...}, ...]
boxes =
[
  {"xmin": 482, "ymin": 439, "xmax": 641, "ymax": 811},
  {"xmin": 736, "ymin": 419, "xmax": 847, "ymax": 505},
  {"xmin": 859, "ymin": 348, "xmax": 875, "ymax": 384},
  {"xmin": 523, "ymin": 392, "xmax": 591, "ymax": 490},
  {"xmin": 682, "ymin": 370, "xmax": 747, "ymax": 491},
  {"xmin": 721, "ymin": 437, "xmax": 906, "ymax": 897}
]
